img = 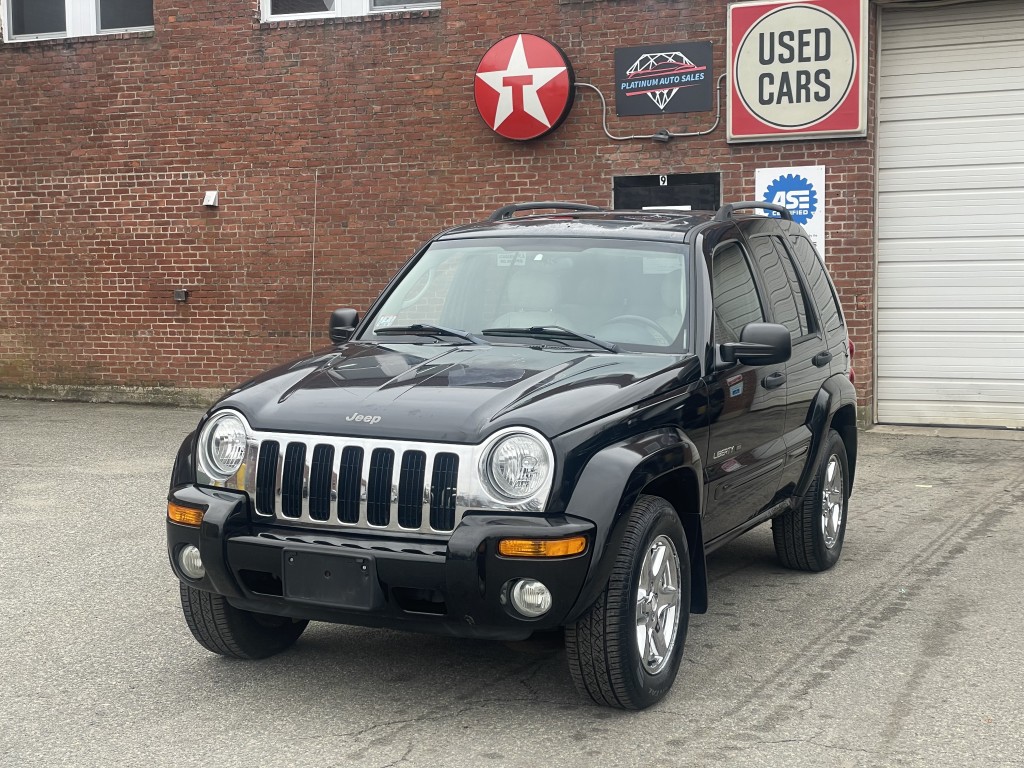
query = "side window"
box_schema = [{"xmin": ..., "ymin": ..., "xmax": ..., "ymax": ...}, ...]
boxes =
[
  {"xmin": 772, "ymin": 236, "xmax": 814, "ymax": 335},
  {"xmin": 712, "ymin": 243, "xmax": 765, "ymax": 344},
  {"xmin": 789, "ymin": 235, "xmax": 844, "ymax": 334},
  {"xmin": 749, "ymin": 235, "xmax": 805, "ymax": 338}
]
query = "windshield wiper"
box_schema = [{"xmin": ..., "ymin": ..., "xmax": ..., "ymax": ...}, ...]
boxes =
[
  {"xmin": 480, "ymin": 326, "xmax": 619, "ymax": 353},
  {"xmin": 373, "ymin": 324, "xmax": 487, "ymax": 345}
]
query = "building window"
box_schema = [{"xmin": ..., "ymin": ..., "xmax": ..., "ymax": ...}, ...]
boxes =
[
  {"xmin": 271, "ymin": 0, "xmax": 334, "ymax": 15},
  {"xmin": 9, "ymin": 0, "xmax": 65, "ymax": 36},
  {"xmin": 262, "ymin": 0, "xmax": 438, "ymax": 22},
  {"xmin": 3, "ymin": 0, "xmax": 153, "ymax": 41},
  {"xmin": 369, "ymin": 0, "xmax": 434, "ymax": 7},
  {"xmin": 99, "ymin": 0, "xmax": 154, "ymax": 31}
]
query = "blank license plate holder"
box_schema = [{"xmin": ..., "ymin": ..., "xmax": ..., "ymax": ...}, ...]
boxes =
[{"xmin": 282, "ymin": 548, "xmax": 381, "ymax": 610}]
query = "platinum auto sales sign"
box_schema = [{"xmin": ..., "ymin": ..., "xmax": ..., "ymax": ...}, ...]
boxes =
[{"xmin": 728, "ymin": 0, "xmax": 868, "ymax": 142}]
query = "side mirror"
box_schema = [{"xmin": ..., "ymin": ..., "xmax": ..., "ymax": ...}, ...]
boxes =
[
  {"xmin": 720, "ymin": 322, "xmax": 791, "ymax": 366},
  {"xmin": 329, "ymin": 308, "xmax": 359, "ymax": 344}
]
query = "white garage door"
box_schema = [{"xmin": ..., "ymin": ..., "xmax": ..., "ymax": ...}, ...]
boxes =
[{"xmin": 878, "ymin": 1, "xmax": 1024, "ymax": 428}]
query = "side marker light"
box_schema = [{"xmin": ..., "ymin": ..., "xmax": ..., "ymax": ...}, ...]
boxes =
[
  {"xmin": 167, "ymin": 502, "xmax": 205, "ymax": 527},
  {"xmin": 497, "ymin": 536, "xmax": 587, "ymax": 558}
]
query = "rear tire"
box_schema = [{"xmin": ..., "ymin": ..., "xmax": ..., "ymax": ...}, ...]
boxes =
[
  {"xmin": 772, "ymin": 428, "xmax": 850, "ymax": 572},
  {"xmin": 179, "ymin": 584, "xmax": 308, "ymax": 659},
  {"xmin": 566, "ymin": 495, "xmax": 690, "ymax": 709}
]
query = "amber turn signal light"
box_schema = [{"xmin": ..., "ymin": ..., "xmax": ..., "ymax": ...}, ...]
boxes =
[
  {"xmin": 167, "ymin": 501, "xmax": 205, "ymax": 527},
  {"xmin": 497, "ymin": 536, "xmax": 587, "ymax": 558}
]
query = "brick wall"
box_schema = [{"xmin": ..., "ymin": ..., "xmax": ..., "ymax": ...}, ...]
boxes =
[{"xmin": 0, "ymin": 0, "xmax": 876, "ymax": 416}]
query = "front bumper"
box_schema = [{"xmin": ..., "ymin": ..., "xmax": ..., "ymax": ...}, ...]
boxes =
[{"xmin": 167, "ymin": 485, "xmax": 594, "ymax": 641}]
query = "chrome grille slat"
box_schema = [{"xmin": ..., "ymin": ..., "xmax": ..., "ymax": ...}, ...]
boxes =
[
  {"xmin": 329, "ymin": 446, "xmax": 342, "ymax": 519},
  {"xmin": 387, "ymin": 448, "xmax": 401, "ymax": 530},
  {"xmin": 358, "ymin": 446, "xmax": 373, "ymax": 527},
  {"xmin": 299, "ymin": 444, "xmax": 311, "ymax": 521},
  {"xmin": 243, "ymin": 441, "xmax": 259, "ymax": 499},
  {"xmin": 420, "ymin": 447, "xmax": 435, "ymax": 516},
  {"xmin": 274, "ymin": 442, "xmax": 286, "ymax": 516}
]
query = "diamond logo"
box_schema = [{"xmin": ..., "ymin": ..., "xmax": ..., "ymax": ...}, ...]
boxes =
[{"xmin": 625, "ymin": 52, "xmax": 707, "ymax": 112}]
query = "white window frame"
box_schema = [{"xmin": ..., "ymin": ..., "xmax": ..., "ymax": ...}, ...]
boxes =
[
  {"xmin": 1, "ymin": 0, "xmax": 154, "ymax": 43},
  {"xmin": 261, "ymin": 0, "xmax": 438, "ymax": 23}
]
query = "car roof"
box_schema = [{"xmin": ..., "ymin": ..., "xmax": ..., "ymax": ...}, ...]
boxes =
[{"xmin": 438, "ymin": 210, "xmax": 724, "ymax": 244}]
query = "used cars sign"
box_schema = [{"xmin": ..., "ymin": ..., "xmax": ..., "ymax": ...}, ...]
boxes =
[{"xmin": 728, "ymin": 0, "xmax": 868, "ymax": 142}]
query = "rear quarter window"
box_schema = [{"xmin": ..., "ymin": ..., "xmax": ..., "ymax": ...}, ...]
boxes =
[{"xmin": 789, "ymin": 235, "xmax": 844, "ymax": 335}]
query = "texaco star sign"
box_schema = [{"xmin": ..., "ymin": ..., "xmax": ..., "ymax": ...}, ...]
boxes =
[{"xmin": 474, "ymin": 34, "xmax": 576, "ymax": 141}]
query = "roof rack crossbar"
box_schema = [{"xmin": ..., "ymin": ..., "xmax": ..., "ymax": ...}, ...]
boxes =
[
  {"xmin": 487, "ymin": 202, "xmax": 603, "ymax": 222},
  {"xmin": 714, "ymin": 201, "xmax": 793, "ymax": 221}
]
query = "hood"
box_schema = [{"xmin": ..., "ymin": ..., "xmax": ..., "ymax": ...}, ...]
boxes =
[{"xmin": 215, "ymin": 342, "xmax": 701, "ymax": 443}]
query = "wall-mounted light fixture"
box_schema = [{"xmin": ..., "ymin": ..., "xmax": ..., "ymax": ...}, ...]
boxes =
[{"xmin": 202, "ymin": 191, "xmax": 219, "ymax": 207}]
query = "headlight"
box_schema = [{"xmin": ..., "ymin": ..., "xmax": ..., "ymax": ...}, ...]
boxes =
[
  {"xmin": 198, "ymin": 411, "xmax": 249, "ymax": 481},
  {"xmin": 482, "ymin": 430, "xmax": 552, "ymax": 501}
]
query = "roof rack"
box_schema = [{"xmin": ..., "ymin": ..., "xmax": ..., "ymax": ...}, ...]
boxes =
[
  {"xmin": 714, "ymin": 201, "xmax": 793, "ymax": 221},
  {"xmin": 487, "ymin": 202, "xmax": 603, "ymax": 222}
]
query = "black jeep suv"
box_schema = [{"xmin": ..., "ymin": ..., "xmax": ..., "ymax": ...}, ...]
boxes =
[{"xmin": 166, "ymin": 201, "xmax": 857, "ymax": 710}]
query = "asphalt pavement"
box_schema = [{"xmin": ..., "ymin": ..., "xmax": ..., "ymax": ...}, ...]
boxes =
[{"xmin": 1, "ymin": 399, "xmax": 1022, "ymax": 767}]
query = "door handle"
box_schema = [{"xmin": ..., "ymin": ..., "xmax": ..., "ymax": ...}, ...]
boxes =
[
  {"xmin": 762, "ymin": 371, "xmax": 786, "ymax": 390},
  {"xmin": 812, "ymin": 351, "xmax": 833, "ymax": 367}
]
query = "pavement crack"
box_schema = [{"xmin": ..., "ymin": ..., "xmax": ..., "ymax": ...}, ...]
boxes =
[
  {"xmin": 757, "ymin": 737, "xmax": 885, "ymax": 756},
  {"xmin": 378, "ymin": 743, "xmax": 414, "ymax": 768}
]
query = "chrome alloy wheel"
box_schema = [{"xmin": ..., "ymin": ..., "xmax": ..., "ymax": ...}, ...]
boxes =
[
  {"xmin": 635, "ymin": 534, "xmax": 682, "ymax": 674},
  {"xmin": 820, "ymin": 454, "xmax": 845, "ymax": 549}
]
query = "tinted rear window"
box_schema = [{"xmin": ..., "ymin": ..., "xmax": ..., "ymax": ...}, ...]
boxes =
[{"xmin": 789, "ymin": 235, "xmax": 844, "ymax": 334}]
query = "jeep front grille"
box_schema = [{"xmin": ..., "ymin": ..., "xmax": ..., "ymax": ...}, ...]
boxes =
[{"xmin": 246, "ymin": 435, "xmax": 465, "ymax": 535}]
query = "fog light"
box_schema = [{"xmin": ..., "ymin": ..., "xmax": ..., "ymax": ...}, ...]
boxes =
[
  {"xmin": 510, "ymin": 579, "xmax": 552, "ymax": 618},
  {"xmin": 178, "ymin": 545, "xmax": 205, "ymax": 580}
]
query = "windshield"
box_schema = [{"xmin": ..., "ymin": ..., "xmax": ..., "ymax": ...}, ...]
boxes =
[{"xmin": 360, "ymin": 237, "xmax": 690, "ymax": 352}]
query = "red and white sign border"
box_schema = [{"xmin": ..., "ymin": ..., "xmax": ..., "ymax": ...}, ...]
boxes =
[{"xmin": 727, "ymin": 0, "xmax": 869, "ymax": 143}]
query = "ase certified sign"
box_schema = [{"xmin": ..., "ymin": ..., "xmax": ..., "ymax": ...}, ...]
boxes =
[
  {"xmin": 474, "ymin": 34, "xmax": 576, "ymax": 142},
  {"xmin": 755, "ymin": 166, "xmax": 826, "ymax": 253},
  {"xmin": 728, "ymin": 0, "xmax": 867, "ymax": 142}
]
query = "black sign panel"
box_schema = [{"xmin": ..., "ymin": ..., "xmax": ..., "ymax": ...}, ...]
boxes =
[
  {"xmin": 615, "ymin": 41, "xmax": 713, "ymax": 116},
  {"xmin": 613, "ymin": 173, "xmax": 721, "ymax": 212}
]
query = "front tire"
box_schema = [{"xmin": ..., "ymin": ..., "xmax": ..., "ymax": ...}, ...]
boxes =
[
  {"xmin": 772, "ymin": 428, "xmax": 850, "ymax": 572},
  {"xmin": 566, "ymin": 495, "xmax": 691, "ymax": 709},
  {"xmin": 179, "ymin": 584, "xmax": 308, "ymax": 659}
]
